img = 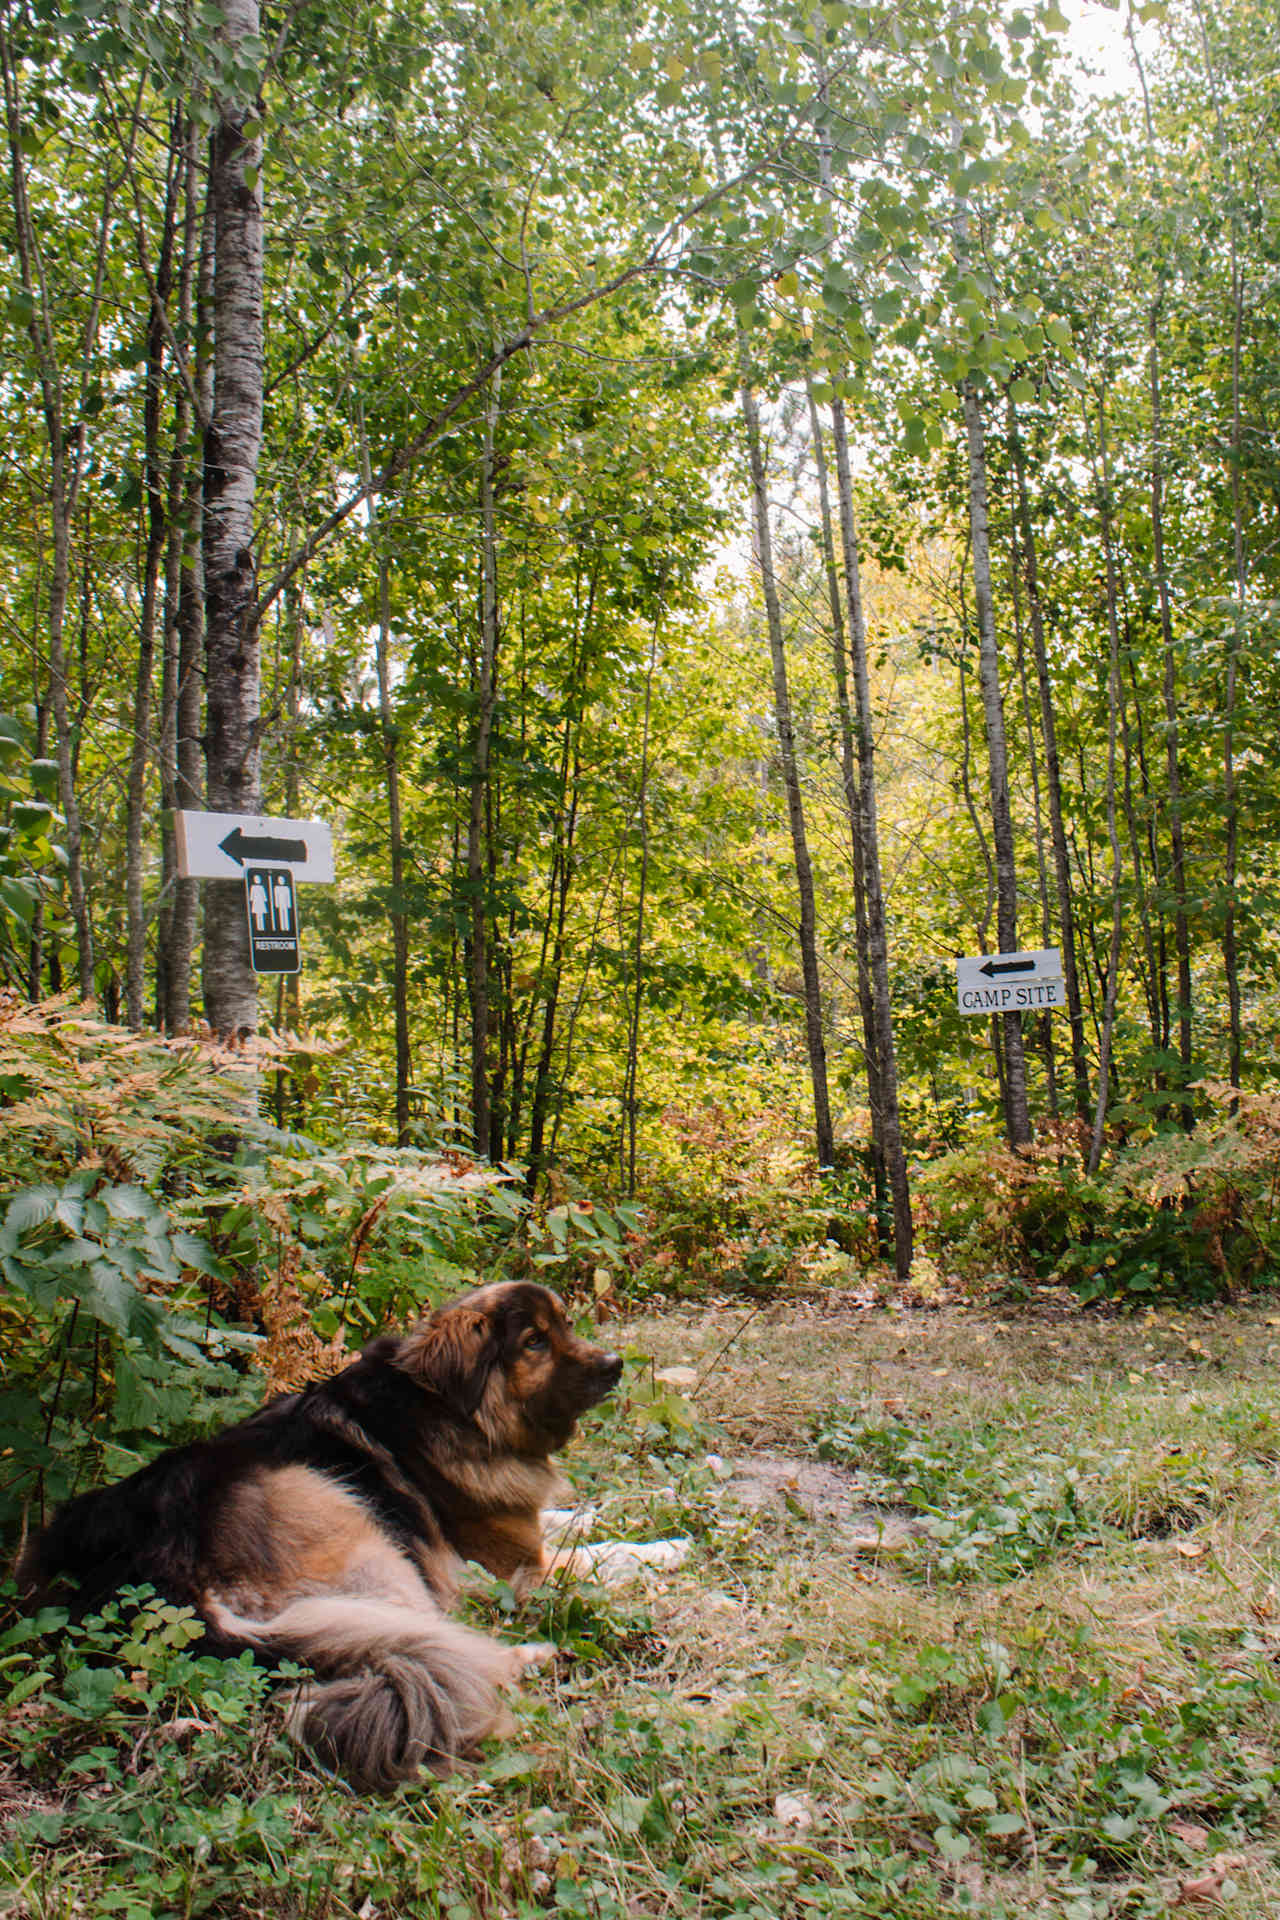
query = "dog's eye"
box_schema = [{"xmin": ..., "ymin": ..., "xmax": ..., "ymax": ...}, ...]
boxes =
[{"xmin": 524, "ymin": 1331, "xmax": 550, "ymax": 1354}]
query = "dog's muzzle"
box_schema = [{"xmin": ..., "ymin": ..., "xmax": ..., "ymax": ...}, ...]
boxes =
[{"xmin": 588, "ymin": 1352, "xmax": 624, "ymax": 1402}]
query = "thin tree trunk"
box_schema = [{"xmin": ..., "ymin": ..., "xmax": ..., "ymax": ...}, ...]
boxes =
[
  {"xmin": 524, "ymin": 694, "xmax": 586, "ymax": 1197},
  {"xmin": 962, "ymin": 380, "xmax": 1031, "ymax": 1147},
  {"xmin": 126, "ymin": 141, "xmax": 180, "ymax": 1029},
  {"xmin": 1126, "ymin": 15, "xmax": 1193, "ymax": 1116},
  {"xmin": 1087, "ymin": 385, "xmax": 1125, "ymax": 1176},
  {"xmin": 622, "ymin": 612, "xmax": 660, "ymax": 1197},
  {"xmin": 2, "ymin": 17, "xmax": 111, "ymax": 1002},
  {"xmin": 1009, "ymin": 415, "xmax": 1090, "ymax": 1123},
  {"xmin": 1221, "ymin": 256, "xmax": 1246, "ymax": 1093},
  {"xmin": 26, "ymin": 530, "xmax": 49, "ymax": 995},
  {"xmin": 1008, "ymin": 488, "xmax": 1058, "ymax": 1118},
  {"xmin": 1116, "ymin": 629, "xmax": 1161, "ymax": 1055},
  {"xmin": 737, "ymin": 363, "xmax": 835, "ymax": 1169},
  {"xmin": 827, "ymin": 391, "xmax": 912, "ymax": 1272},
  {"xmin": 201, "ymin": 0, "xmax": 264, "ymax": 1043},
  {"xmin": 806, "ymin": 380, "xmax": 887, "ymax": 1245},
  {"xmin": 1149, "ymin": 301, "xmax": 1193, "ymax": 1112},
  {"xmin": 956, "ymin": 577, "xmax": 995, "ymax": 949},
  {"xmin": 356, "ymin": 394, "xmax": 412, "ymax": 1143},
  {"xmin": 510, "ymin": 562, "xmax": 596, "ymax": 1157},
  {"xmin": 807, "ymin": 60, "xmax": 907, "ymax": 1259},
  {"xmin": 273, "ymin": 579, "xmax": 304, "ymax": 1126},
  {"xmin": 26, "ymin": 676, "xmax": 48, "ymax": 998},
  {"xmin": 467, "ymin": 365, "xmax": 502, "ymax": 1153},
  {"xmin": 158, "ymin": 113, "xmax": 206, "ymax": 1033},
  {"xmin": 1192, "ymin": 0, "xmax": 1247, "ymax": 1093}
]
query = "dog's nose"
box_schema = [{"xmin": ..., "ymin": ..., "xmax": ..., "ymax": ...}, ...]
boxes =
[{"xmin": 599, "ymin": 1352, "xmax": 624, "ymax": 1385}]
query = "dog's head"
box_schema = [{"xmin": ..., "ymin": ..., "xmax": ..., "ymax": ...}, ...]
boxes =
[{"xmin": 398, "ymin": 1282, "xmax": 623, "ymax": 1453}]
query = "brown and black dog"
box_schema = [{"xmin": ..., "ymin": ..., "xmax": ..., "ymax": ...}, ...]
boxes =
[{"xmin": 19, "ymin": 1281, "xmax": 623, "ymax": 1790}]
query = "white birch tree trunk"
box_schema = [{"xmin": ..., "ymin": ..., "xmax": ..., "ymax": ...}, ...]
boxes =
[{"xmin": 201, "ymin": 0, "xmax": 264, "ymax": 1043}]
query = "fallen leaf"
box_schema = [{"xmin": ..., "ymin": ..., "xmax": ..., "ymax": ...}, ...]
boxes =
[{"xmin": 1174, "ymin": 1853, "xmax": 1246, "ymax": 1904}]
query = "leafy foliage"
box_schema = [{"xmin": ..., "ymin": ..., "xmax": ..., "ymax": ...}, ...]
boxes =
[
  {"xmin": 0, "ymin": 712, "xmax": 62, "ymax": 978},
  {"xmin": 919, "ymin": 1089, "xmax": 1280, "ymax": 1303},
  {"xmin": 626, "ymin": 1093, "xmax": 879, "ymax": 1297},
  {"xmin": 0, "ymin": 1001, "xmax": 589, "ymax": 1538},
  {"xmin": 815, "ymin": 1404, "xmax": 1088, "ymax": 1581}
]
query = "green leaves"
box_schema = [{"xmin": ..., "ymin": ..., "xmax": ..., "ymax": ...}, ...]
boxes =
[
  {"xmin": 0, "ymin": 712, "xmax": 63, "ymax": 949},
  {"xmin": 4, "ymin": 1184, "xmax": 59, "ymax": 1235},
  {"xmin": 0, "ymin": 1171, "xmax": 218, "ymax": 1340}
]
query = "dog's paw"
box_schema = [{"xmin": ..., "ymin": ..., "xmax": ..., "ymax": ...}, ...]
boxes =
[
  {"xmin": 541, "ymin": 1505, "xmax": 598, "ymax": 1545},
  {"xmin": 575, "ymin": 1538, "xmax": 693, "ymax": 1585},
  {"xmin": 511, "ymin": 1641, "xmax": 558, "ymax": 1673}
]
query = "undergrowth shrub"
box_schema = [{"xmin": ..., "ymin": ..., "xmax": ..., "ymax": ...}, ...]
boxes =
[
  {"xmin": 0, "ymin": 998, "xmax": 269, "ymax": 1535},
  {"xmin": 0, "ymin": 998, "xmax": 606, "ymax": 1551},
  {"xmin": 919, "ymin": 1086, "xmax": 1280, "ymax": 1303},
  {"xmin": 628, "ymin": 1097, "xmax": 879, "ymax": 1296},
  {"xmin": 0, "ymin": 710, "xmax": 61, "ymax": 977}
]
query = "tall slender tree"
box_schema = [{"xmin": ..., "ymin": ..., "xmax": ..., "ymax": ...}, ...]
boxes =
[
  {"xmin": 201, "ymin": 0, "xmax": 265, "ymax": 1043},
  {"xmin": 738, "ymin": 360, "xmax": 835, "ymax": 1168},
  {"xmin": 963, "ymin": 380, "xmax": 1032, "ymax": 1146}
]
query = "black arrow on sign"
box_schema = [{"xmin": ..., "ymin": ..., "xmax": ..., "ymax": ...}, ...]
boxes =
[
  {"xmin": 979, "ymin": 957, "xmax": 1035, "ymax": 978},
  {"xmin": 219, "ymin": 826, "xmax": 308, "ymax": 867}
]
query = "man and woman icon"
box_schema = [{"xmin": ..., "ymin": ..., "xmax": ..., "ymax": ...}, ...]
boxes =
[{"xmin": 247, "ymin": 868, "xmax": 294, "ymax": 933}]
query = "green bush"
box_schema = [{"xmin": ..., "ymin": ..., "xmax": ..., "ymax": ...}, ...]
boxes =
[
  {"xmin": 0, "ymin": 999, "xmax": 582, "ymax": 1550},
  {"xmin": 918, "ymin": 1091, "xmax": 1280, "ymax": 1304},
  {"xmin": 0, "ymin": 709, "xmax": 63, "ymax": 976}
]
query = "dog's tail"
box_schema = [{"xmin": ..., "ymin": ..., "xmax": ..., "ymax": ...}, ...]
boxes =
[{"xmin": 205, "ymin": 1594, "xmax": 521, "ymax": 1790}]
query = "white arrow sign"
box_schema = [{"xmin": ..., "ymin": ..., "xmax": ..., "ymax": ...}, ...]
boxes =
[
  {"xmin": 956, "ymin": 948, "xmax": 1064, "ymax": 1016},
  {"xmin": 174, "ymin": 810, "xmax": 335, "ymax": 883}
]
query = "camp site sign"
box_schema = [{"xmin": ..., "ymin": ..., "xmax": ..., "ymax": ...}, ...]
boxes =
[{"xmin": 955, "ymin": 948, "xmax": 1065, "ymax": 1016}]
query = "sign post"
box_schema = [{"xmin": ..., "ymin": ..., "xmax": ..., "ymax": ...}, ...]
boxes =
[
  {"xmin": 955, "ymin": 948, "xmax": 1065, "ymax": 1017},
  {"xmin": 174, "ymin": 810, "xmax": 332, "ymax": 976}
]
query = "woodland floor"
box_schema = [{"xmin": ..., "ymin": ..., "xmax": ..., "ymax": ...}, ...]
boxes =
[{"xmin": 6, "ymin": 1295, "xmax": 1280, "ymax": 1919}]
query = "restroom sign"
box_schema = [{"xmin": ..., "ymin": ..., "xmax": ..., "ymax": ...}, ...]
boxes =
[{"xmin": 244, "ymin": 866, "xmax": 300, "ymax": 974}]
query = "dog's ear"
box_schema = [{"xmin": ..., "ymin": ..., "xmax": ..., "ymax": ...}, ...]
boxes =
[{"xmin": 401, "ymin": 1306, "xmax": 499, "ymax": 1416}]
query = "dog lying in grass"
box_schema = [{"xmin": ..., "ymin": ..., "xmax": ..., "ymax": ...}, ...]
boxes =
[{"xmin": 19, "ymin": 1281, "xmax": 623, "ymax": 1790}]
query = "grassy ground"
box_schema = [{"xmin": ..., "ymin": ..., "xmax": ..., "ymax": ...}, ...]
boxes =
[{"xmin": 5, "ymin": 1295, "xmax": 1280, "ymax": 1918}]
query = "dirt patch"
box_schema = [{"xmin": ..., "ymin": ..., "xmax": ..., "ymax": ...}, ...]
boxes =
[
  {"xmin": 0, "ymin": 1769, "xmax": 63, "ymax": 1832},
  {"xmin": 723, "ymin": 1451, "xmax": 923, "ymax": 1551}
]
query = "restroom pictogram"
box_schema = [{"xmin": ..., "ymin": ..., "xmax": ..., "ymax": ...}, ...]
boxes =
[{"xmin": 244, "ymin": 865, "xmax": 300, "ymax": 974}]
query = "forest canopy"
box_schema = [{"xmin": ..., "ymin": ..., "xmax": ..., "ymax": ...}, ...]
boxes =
[{"xmin": 1, "ymin": 0, "xmax": 1278, "ymax": 1311}]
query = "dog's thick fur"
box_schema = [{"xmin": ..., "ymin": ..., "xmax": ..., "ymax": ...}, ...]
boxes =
[{"xmin": 18, "ymin": 1281, "xmax": 622, "ymax": 1790}]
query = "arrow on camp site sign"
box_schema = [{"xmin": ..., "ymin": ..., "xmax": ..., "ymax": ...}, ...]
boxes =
[
  {"xmin": 173, "ymin": 809, "xmax": 335, "ymax": 883},
  {"xmin": 218, "ymin": 825, "xmax": 308, "ymax": 867},
  {"xmin": 978, "ymin": 956, "xmax": 1036, "ymax": 978}
]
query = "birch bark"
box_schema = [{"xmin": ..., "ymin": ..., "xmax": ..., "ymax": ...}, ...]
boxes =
[{"xmin": 201, "ymin": 0, "xmax": 264, "ymax": 1043}]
